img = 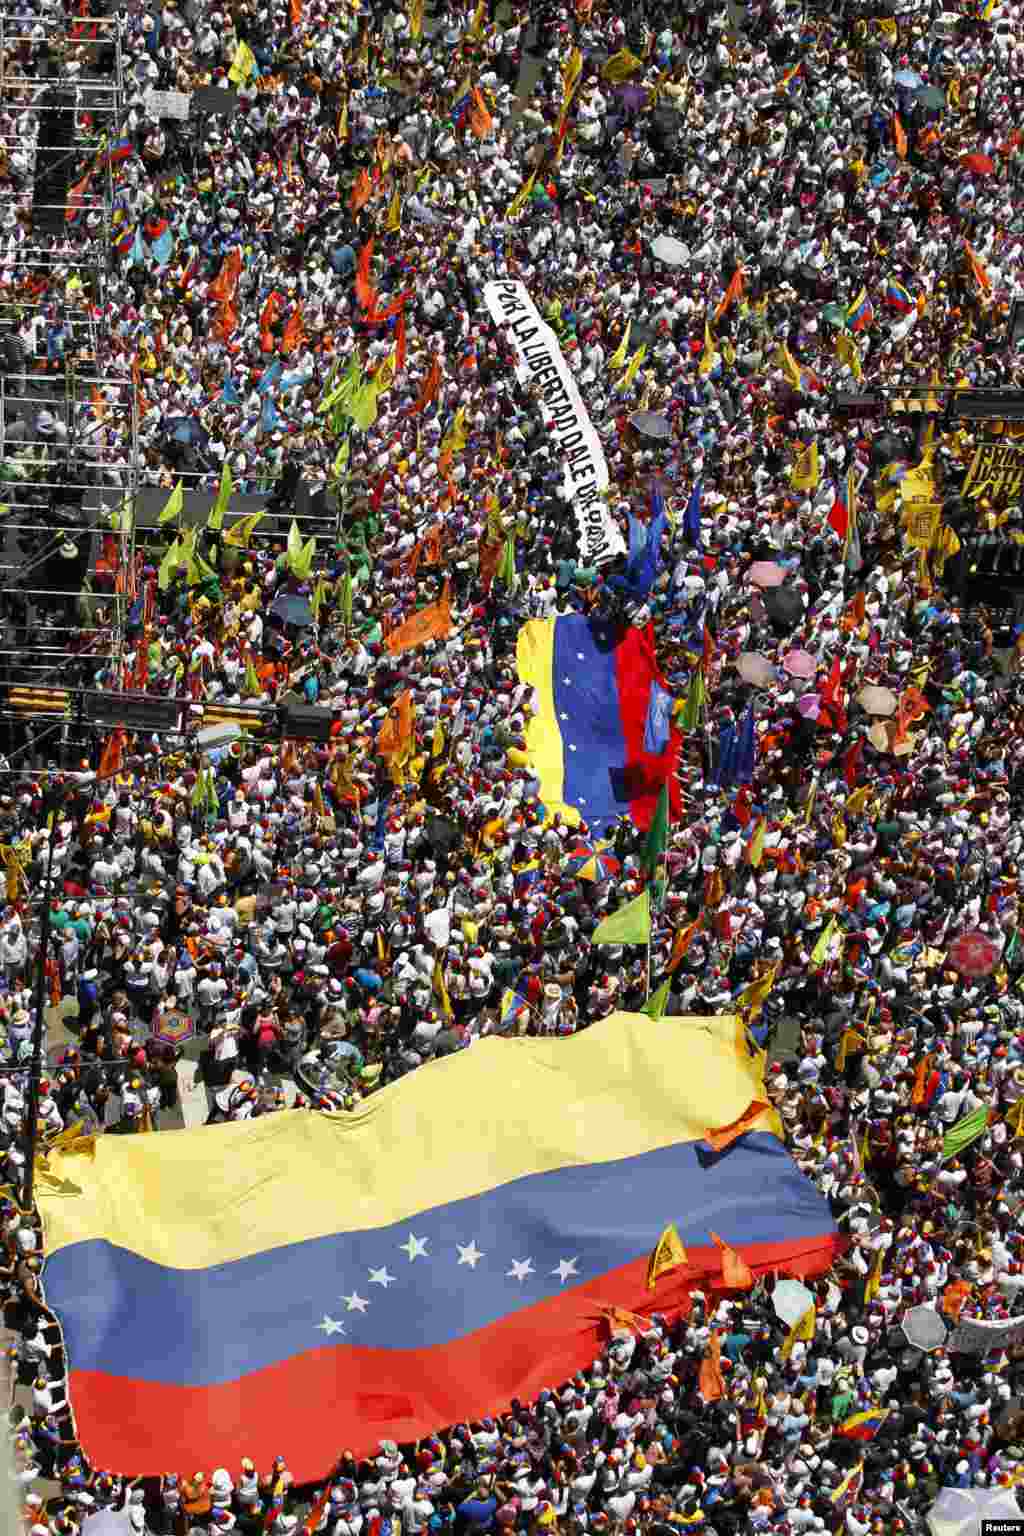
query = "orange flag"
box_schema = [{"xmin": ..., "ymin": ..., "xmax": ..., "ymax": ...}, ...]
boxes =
[
  {"xmin": 212, "ymin": 299, "xmax": 239, "ymax": 343},
  {"xmin": 892, "ymin": 114, "xmax": 907, "ymax": 159},
  {"xmin": 384, "ymin": 584, "xmax": 453, "ymax": 656},
  {"xmin": 208, "ymin": 247, "xmax": 242, "ymax": 303},
  {"xmin": 469, "ymin": 86, "xmax": 493, "ymax": 139},
  {"xmin": 289, "ymin": 0, "xmax": 302, "ymax": 22},
  {"xmin": 698, "ymin": 1331, "xmax": 725, "ymax": 1402},
  {"xmin": 478, "ymin": 538, "xmax": 502, "ymax": 593},
  {"xmin": 281, "ymin": 304, "xmax": 306, "ymax": 357},
  {"xmin": 942, "ymin": 1278, "xmax": 971, "ymax": 1320},
  {"xmin": 966, "ymin": 241, "xmax": 992, "ymax": 295},
  {"xmin": 350, "ymin": 168, "xmax": 372, "ymax": 214},
  {"xmin": 376, "ymin": 689, "xmax": 415, "ymax": 759},
  {"xmin": 260, "ymin": 290, "xmax": 281, "ymax": 352},
  {"xmin": 709, "ymin": 1231, "xmax": 754, "ymax": 1290},
  {"xmin": 355, "ymin": 239, "xmax": 376, "ymax": 312},
  {"xmin": 704, "ymin": 1100, "xmax": 770, "ymax": 1154},
  {"xmin": 911, "ymin": 1053, "xmax": 933, "ymax": 1107},
  {"xmin": 411, "ymin": 354, "xmax": 442, "ymax": 414},
  {"xmin": 409, "ymin": 525, "xmax": 442, "ymax": 577},
  {"xmin": 666, "ymin": 915, "xmax": 702, "ymax": 973},
  {"xmin": 593, "ymin": 1303, "xmax": 653, "ymax": 1335},
  {"xmin": 97, "ymin": 728, "xmax": 126, "ymax": 780},
  {"xmin": 714, "ymin": 265, "xmax": 744, "ymax": 324}
]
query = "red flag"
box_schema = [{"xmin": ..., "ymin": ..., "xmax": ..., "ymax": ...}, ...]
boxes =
[
  {"xmin": 665, "ymin": 916, "xmax": 702, "ymax": 973},
  {"xmin": 820, "ymin": 657, "xmax": 842, "ymax": 708},
  {"xmin": 842, "ymin": 738, "xmax": 862, "ymax": 789},
  {"xmin": 365, "ymin": 289, "xmax": 414, "ymax": 326},
  {"xmin": 281, "ymin": 304, "xmax": 306, "ymax": 357},
  {"xmin": 827, "ymin": 495, "xmax": 849, "ymax": 543},
  {"xmin": 212, "ymin": 299, "xmax": 239, "ymax": 343},
  {"xmin": 731, "ymin": 786, "xmax": 753, "ymax": 827},
  {"xmin": 303, "ymin": 1486, "xmax": 332, "ymax": 1536},
  {"xmin": 395, "ymin": 309, "xmax": 407, "ymax": 375},
  {"xmin": 97, "ymin": 729, "xmax": 126, "ymax": 781},
  {"xmin": 702, "ymin": 622, "xmax": 714, "ymax": 677},
  {"xmin": 411, "ymin": 354, "xmax": 441, "ymax": 415},
  {"xmin": 355, "ymin": 239, "xmax": 376, "ymax": 312},
  {"xmin": 260, "ymin": 290, "xmax": 282, "ymax": 352}
]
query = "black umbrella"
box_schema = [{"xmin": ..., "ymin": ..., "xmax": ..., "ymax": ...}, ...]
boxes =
[
  {"xmin": 762, "ymin": 586, "xmax": 804, "ymax": 629},
  {"xmin": 630, "ymin": 411, "xmax": 672, "ymax": 440},
  {"xmin": 270, "ymin": 592, "xmax": 314, "ymax": 627},
  {"xmin": 425, "ymin": 814, "xmax": 459, "ymax": 852}
]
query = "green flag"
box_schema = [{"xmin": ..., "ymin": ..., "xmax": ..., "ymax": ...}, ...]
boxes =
[
  {"xmin": 332, "ymin": 434, "xmax": 351, "ymax": 481},
  {"xmin": 348, "ymin": 375, "xmax": 381, "ymax": 433},
  {"xmin": 497, "ymin": 534, "xmax": 517, "ymax": 590},
  {"xmin": 340, "ymin": 569, "xmax": 353, "ymax": 628},
  {"xmin": 681, "ymin": 668, "xmax": 706, "ymax": 732},
  {"xmin": 642, "ymin": 782, "xmax": 669, "ymax": 875},
  {"xmin": 591, "ymin": 889, "xmax": 651, "ymax": 946},
  {"xmin": 642, "ymin": 979, "xmax": 671, "ymax": 1020},
  {"xmin": 208, "ymin": 462, "xmax": 233, "ymax": 531},
  {"xmin": 158, "ymin": 481, "xmax": 183, "ymax": 525},
  {"xmin": 206, "ymin": 766, "xmax": 219, "ymax": 817},
  {"xmin": 243, "ymin": 657, "xmax": 261, "ymax": 696},
  {"xmin": 943, "ymin": 1105, "xmax": 990, "ymax": 1162},
  {"xmin": 157, "ymin": 537, "xmax": 181, "ymax": 591},
  {"xmin": 287, "ymin": 519, "xmax": 304, "ymax": 567},
  {"xmin": 809, "ymin": 914, "xmax": 838, "ymax": 969},
  {"xmin": 291, "ymin": 536, "xmax": 316, "ymax": 580},
  {"xmin": 311, "ymin": 576, "xmax": 327, "ymax": 620}
]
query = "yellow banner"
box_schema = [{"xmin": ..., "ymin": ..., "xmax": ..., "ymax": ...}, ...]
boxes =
[{"xmin": 962, "ymin": 440, "xmax": 1024, "ymax": 506}]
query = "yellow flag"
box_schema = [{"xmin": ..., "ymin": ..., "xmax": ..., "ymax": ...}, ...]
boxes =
[
  {"xmin": 562, "ymin": 45, "xmax": 583, "ymax": 99},
  {"xmin": 337, "ymin": 100, "xmax": 349, "ymax": 141},
  {"xmin": 809, "ymin": 914, "xmax": 838, "ymax": 969},
  {"xmin": 386, "ymin": 187, "xmax": 402, "ymax": 233},
  {"xmin": 1007, "ymin": 1102, "xmax": 1024, "ymax": 1140},
  {"xmin": 602, "ymin": 46, "xmax": 643, "ymax": 82},
  {"xmin": 207, "ymin": 461, "xmax": 233, "ymax": 531},
  {"xmin": 737, "ymin": 962, "xmax": 778, "ymax": 1018},
  {"xmin": 157, "ymin": 536, "xmax": 182, "ymax": 591},
  {"xmin": 507, "ymin": 171, "xmax": 537, "ymax": 219},
  {"xmin": 802, "ymin": 778, "xmax": 817, "ymax": 827},
  {"xmin": 836, "ymin": 329, "xmax": 862, "ymax": 381},
  {"xmin": 836, "ymin": 1028, "xmax": 866, "ymax": 1073},
  {"xmin": 845, "ymin": 784, "xmax": 872, "ymax": 818},
  {"xmin": 617, "ymin": 344, "xmax": 646, "ymax": 393},
  {"xmin": 747, "ymin": 817, "xmax": 766, "ymax": 869},
  {"xmin": 228, "ymin": 40, "xmax": 256, "ymax": 84},
  {"xmin": 467, "ymin": 0, "xmax": 486, "ymax": 36},
  {"xmin": 698, "ymin": 318, "xmax": 718, "ymax": 378},
  {"xmin": 223, "ymin": 510, "xmax": 266, "ymax": 548},
  {"xmin": 863, "ymin": 1245, "xmax": 885, "ymax": 1304},
  {"xmin": 780, "ymin": 1303, "xmax": 816, "ymax": 1361},
  {"xmin": 158, "ymin": 481, "xmax": 184, "ymax": 524},
  {"xmin": 407, "ymin": 0, "xmax": 423, "ymax": 36},
  {"xmin": 647, "ymin": 1222, "xmax": 688, "ymax": 1290},
  {"xmin": 432, "ymin": 954, "xmax": 453, "ymax": 1019},
  {"xmin": 375, "ymin": 346, "xmax": 398, "ymax": 397},
  {"xmin": 608, "ymin": 319, "xmax": 632, "ymax": 371},
  {"xmin": 790, "ymin": 440, "xmax": 819, "ymax": 493},
  {"xmin": 832, "ymin": 811, "xmax": 847, "ymax": 847}
]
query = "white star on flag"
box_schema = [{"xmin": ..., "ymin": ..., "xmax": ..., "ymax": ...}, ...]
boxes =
[
  {"xmin": 507, "ymin": 1258, "xmax": 534, "ymax": 1282},
  {"xmin": 400, "ymin": 1232, "xmax": 429, "ymax": 1261},
  {"xmin": 342, "ymin": 1292, "xmax": 369, "ymax": 1313},
  {"xmin": 552, "ymin": 1257, "xmax": 579, "ymax": 1284},
  {"xmin": 316, "ymin": 1315, "xmax": 345, "ymax": 1336},
  {"xmin": 457, "ymin": 1241, "xmax": 484, "ymax": 1269},
  {"xmin": 368, "ymin": 1265, "xmax": 396, "ymax": 1288}
]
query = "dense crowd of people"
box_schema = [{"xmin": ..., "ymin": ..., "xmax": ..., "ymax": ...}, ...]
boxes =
[{"xmin": 5, "ymin": 0, "xmax": 1024, "ymax": 1524}]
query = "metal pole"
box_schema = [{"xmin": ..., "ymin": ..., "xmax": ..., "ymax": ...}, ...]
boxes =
[{"xmin": 21, "ymin": 788, "xmax": 60, "ymax": 1211}]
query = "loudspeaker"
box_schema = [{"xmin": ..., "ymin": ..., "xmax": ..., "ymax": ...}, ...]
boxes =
[
  {"xmin": 279, "ymin": 703, "xmax": 333, "ymax": 742},
  {"xmin": 832, "ymin": 392, "xmax": 883, "ymax": 419},
  {"xmin": 84, "ymin": 692, "xmax": 182, "ymax": 731}
]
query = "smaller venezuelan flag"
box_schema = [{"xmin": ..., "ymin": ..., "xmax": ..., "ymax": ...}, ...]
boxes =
[
  {"xmin": 846, "ymin": 287, "xmax": 874, "ymax": 332},
  {"xmin": 884, "ymin": 278, "xmax": 914, "ymax": 314},
  {"xmin": 837, "ymin": 1407, "xmax": 889, "ymax": 1441},
  {"xmin": 517, "ymin": 615, "xmax": 681, "ymax": 834}
]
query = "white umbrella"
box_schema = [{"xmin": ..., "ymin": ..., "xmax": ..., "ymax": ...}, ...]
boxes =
[
  {"xmin": 902, "ymin": 1304, "xmax": 948, "ymax": 1352},
  {"xmin": 651, "ymin": 234, "xmax": 690, "ymax": 267},
  {"xmin": 928, "ymin": 1487, "xmax": 1022, "ymax": 1536},
  {"xmin": 772, "ymin": 1278, "xmax": 814, "ymax": 1326}
]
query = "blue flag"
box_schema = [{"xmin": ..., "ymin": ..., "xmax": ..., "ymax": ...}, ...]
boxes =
[
  {"xmin": 150, "ymin": 226, "xmax": 175, "ymax": 268},
  {"xmin": 260, "ymin": 394, "xmax": 280, "ymax": 433},
  {"xmin": 257, "ymin": 361, "xmax": 283, "ymax": 396},
  {"xmin": 735, "ymin": 706, "xmax": 756, "ymax": 785},
  {"xmin": 643, "ymin": 681, "xmax": 673, "ymax": 755},
  {"xmin": 710, "ymin": 721, "xmax": 736, "ymax": 789},
  {"xmin": 222, "ymin": 374, "xmax": 241, "ymax": 405},
  {"xmin": 684, "ymin": 481, "xmax": 703, "ymax": 548}
]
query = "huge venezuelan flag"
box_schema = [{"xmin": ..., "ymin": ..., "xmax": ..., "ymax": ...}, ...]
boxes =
[
  {"xmin": 40, "ymin": 1015, "xmax": 840, "ymax": 1479},
  {"xmin": 517, "ymin": 615, "xmax": 680, "ymax": 832}
]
